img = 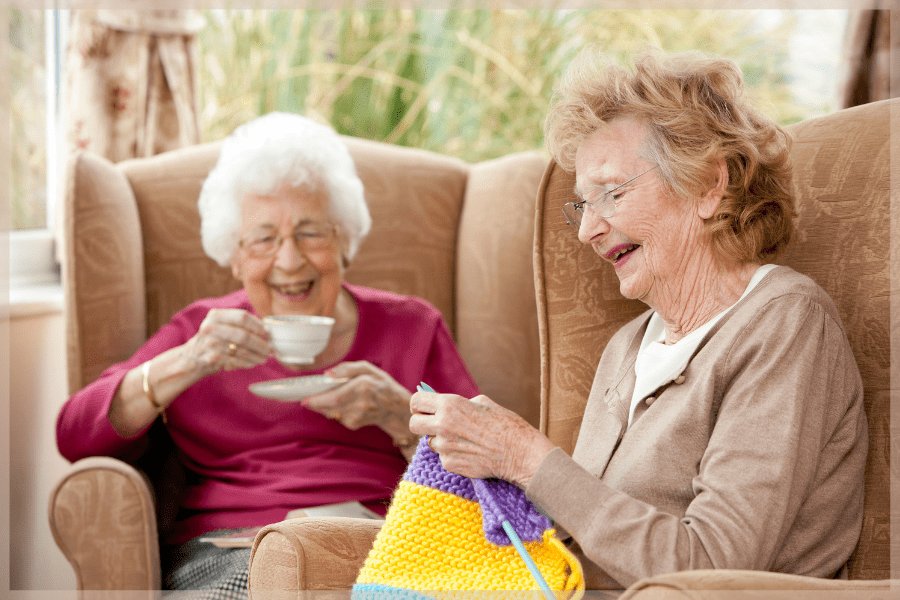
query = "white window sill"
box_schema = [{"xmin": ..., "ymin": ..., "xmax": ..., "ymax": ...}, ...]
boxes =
[
  {"xmin": 9, "ymin": 282, "xmax": 64, "ymax": 318},
  {"xmin": 8, "ymin": 228, "xmax": 63, "ymax": 318}
]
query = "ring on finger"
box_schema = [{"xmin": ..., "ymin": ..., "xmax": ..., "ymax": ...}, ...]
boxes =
[
  {"xmin": 330, "ymin": 412, "xmax": 341, "ymax": 420},
  {"xmin": 228, "ymin": 342, "xmax": 237, "ymax": 357}
]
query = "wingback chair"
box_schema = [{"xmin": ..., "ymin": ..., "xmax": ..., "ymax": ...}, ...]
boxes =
[
  {"xmin": 48, "ymin": 133, "xmax": 547, "ymax": 593},
  {"xmin": 247, "ymin": 99, "xmax": 896, "ymax": 597}
]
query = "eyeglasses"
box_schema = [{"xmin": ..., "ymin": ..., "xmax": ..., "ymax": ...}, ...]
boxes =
[
  {"xmin": 562, "ymin": 165, "xmax": 657, "ymax": 230},
  {"xmin": 238, "ymin": 224, "xmax": 337, "ymax": 258}
]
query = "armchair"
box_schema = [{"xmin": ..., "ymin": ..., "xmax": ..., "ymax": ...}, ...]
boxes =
[
  {"xmin": 247, "ymin": 99, "xmax": 896, "ymax": 597},
  {"xmin": 48, "ymin": 133, "xmax": 547, "ymax": 592}
]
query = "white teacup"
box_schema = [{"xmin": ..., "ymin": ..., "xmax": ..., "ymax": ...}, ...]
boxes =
[{"xmin": 263, "ymin": 315, "xmax": 335, "ymax": 365}]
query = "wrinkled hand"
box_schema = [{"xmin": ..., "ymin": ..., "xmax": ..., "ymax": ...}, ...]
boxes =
[
  {"xmin": 302, "ymin": 361, "xmax": 412, "ymax": 433},
  {"xmin": 182, "ymin": 309, "xmax": 271, "ymax": 377},
  {"xmin": 408, "ymin": 392, "xmax": 555, "ymax": 488}
]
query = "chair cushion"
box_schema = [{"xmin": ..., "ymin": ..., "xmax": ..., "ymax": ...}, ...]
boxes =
[
  {"xmin": 118, "ymin": 141, "xmax": 237, "ymax": 339},
  {"xmin": 456, "ymin": 151, "xmax": 547, "ymax": 425},
  {"xmin": 249, "ymin": 517, "xmax": 383, "ymax": 592},
  {"xmin": 341, "ymin": 136, "xmax": 469, "ymax": 335},
  {"xmin": 777, "ymin": 99, "xmax": 893, "ymax": 580},
  {"xmin": 64, "ymin": 151, "xmax": 148, "ymax": 392},
  {"xmin": 533, "ymin": 160, "xmax": 645, "ymax": 452},
  {"xmin": 619, "ymin": 569, "xmax": 896, "ymax": 599}
]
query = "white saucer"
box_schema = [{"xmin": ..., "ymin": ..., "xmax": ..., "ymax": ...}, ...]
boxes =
[{"xmin": 249, "ymin": 375, "xmax": 348, "ymax": 402}]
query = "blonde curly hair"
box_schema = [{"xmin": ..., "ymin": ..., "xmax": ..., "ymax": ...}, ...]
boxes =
[{"xmin": 545, "ymin": 45, "xmax": 795, "ymax": 264}]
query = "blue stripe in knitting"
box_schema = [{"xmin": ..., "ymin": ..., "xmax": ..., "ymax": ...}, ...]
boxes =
[{"xmin": 352, "ymin": 583, "xmax": 437, "ymax": 600}]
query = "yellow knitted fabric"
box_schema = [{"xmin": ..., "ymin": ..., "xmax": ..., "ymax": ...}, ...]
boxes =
[{"xmin": 355, "ymin": 480, "xmax": 584, "ymax": 597}]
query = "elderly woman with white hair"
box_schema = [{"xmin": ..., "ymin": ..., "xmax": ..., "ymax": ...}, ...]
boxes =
[{"xmin": 56, "ymin": 113, "xmax": 479, "ymax": 598}]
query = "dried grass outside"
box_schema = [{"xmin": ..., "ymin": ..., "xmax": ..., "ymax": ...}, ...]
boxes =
[{"xmin": 197, "ymin": 9, "xmax": 806, "ymax": 164}]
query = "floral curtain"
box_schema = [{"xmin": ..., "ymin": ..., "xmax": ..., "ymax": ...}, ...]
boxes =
[
  {"xmin": 65, "ymin": 9, "xmax": 204, "ymax": 162},
  {"xmin": 835, "ymin": 8, "xmax": 898, "ymax": 109}
]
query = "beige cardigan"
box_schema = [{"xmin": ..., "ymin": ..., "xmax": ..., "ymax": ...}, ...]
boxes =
[{"xmin": 526, "ymin": 266, "xmax": 868, "ymax": 590}]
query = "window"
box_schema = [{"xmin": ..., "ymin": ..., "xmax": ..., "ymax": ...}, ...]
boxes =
[
  {"xmin": 8, "ymin": 9, "xmax": 67, "ymax": 288},
  {"xmin": 196, "ymin": 9, "xmax": 850, "ymax": 160}
]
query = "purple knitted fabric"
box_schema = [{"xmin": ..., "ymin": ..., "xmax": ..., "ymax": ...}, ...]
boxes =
[
  {"xmin": 403, "ymin": 437, "xmax": 551, "ymax": 545},
  {"xmin": 403, "ymin": 437, "xmax": 476, "ymax": 501}
]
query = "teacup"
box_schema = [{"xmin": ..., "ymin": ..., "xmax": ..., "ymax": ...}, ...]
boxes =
[{"xmin": 263, "ymin": 315, "xmax": 335, "ymax": 365}]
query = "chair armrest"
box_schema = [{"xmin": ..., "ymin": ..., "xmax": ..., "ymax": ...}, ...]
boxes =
[
  {"xmin": 248, "ymin": 516, "xmax": 384, "ymax": 596},
  {"xmin": 48, "ymin": 456, "xmax": 160, "ymax": 592},
  {"xmin": 620, "ymin": 569, "xmax": 896, "ymax": 600}
]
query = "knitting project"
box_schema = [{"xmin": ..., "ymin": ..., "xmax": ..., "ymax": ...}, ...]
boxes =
[{"xmin": 353, "ymin": 437, "xmax": 584, "ymax": 600}]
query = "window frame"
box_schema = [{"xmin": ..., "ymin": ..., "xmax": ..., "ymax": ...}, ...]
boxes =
[{"xmin": 9, "ymin": 9, "xmax": 67, "ymax": 290}]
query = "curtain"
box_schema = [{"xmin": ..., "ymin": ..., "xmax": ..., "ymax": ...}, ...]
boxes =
[
  {"xmin": 65, "ymin": 9, "xmax": 204, "ymax": 162},
  {"xmin": 835, "ymin": 8, "xmax": 899, "ymax": 110}
]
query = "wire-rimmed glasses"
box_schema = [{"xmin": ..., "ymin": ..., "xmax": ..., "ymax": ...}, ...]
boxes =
[
  {"xmin": 562, "ymin": 165, "xmax": 657, "ymax": 230},
  {"xmin": 238, "ymin": 223, "xmax": 337, "ymax": 258}
]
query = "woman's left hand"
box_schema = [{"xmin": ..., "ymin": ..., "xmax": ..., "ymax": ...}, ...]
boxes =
[
  {"xmin": 408, "ymin": 391, "xmax": 556, "ymax": 488},
  {"xmin": 302, "ymin": 361, "xmax": 413, "ymax": 441}
]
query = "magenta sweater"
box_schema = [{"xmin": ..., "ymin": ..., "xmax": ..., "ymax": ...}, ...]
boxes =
[{"xmin": 57, "ymin": 284, "xmax": 479, "ymax": 544}]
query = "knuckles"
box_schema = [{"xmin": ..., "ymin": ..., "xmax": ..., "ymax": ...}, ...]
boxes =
[
  {"xmin": 446, "ymin": 395, "xmax": 470, "ymax": 411},
  {"xmin": 197, "ymin": 320, "xmax": 216, "ymax": 336}
]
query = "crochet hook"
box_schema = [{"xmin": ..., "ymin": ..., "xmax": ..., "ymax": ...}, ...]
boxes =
[{"xmin": 416, "ymin": 382, "xmax": 556, "ymax": 600}]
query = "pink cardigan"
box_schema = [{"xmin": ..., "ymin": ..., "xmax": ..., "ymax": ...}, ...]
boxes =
[{"xmin": 57, "ymin": 284, "xmax": 479, "ymax": 544}]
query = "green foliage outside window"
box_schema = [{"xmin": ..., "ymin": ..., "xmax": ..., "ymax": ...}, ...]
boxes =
[
  {"xmin": 198, "ymin": 9, "xmax": 804, "ymax": 163},
  {"xmin": 9, "ymin": 9, "xmax": 47, "ymax": 230}
]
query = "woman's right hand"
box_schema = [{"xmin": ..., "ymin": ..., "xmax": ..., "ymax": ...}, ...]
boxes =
[
  {"xmin": 108, "ymin": 308, "xmax": 272, "ymax": 438},
  {"xmin": 181, "ymin": 308, "xmax": 272, "ymax": 377},
  {"xmin": 409, "ymin": 391, "xmax": 555, "ymax": 488}
]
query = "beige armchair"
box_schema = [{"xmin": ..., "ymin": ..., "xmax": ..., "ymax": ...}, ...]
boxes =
[
  {"xmin": 247, "ymin": 99, "xmax": 897, "ymax": 597},
  {"xmin": 48, "ymin": 133, "xmax": 548, "ymax": 592}
]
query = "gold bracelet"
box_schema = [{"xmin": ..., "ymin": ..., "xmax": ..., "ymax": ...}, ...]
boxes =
[{"xmin": 141, "ymin": 360, "xmax": 167, "ymax": 424}]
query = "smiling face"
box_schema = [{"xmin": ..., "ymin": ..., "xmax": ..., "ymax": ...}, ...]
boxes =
[
  {"xmin": 231, "ymin": 183, "xmax": 346, "ymax": 319},
  {"xmin": 574, "ymin": 118, "xmax": 713, "ymax": 312}
]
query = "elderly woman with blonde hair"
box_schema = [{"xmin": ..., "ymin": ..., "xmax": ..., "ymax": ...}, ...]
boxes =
[
  {"xmin": 56, "ymin": 112, "xmax": 479, "ymax": 598},
  {"xmin": 410, "ymin": 47, "xmax": 867, "ymax": 591}
]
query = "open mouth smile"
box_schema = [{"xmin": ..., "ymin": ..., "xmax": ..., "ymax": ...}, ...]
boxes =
[
  {"xmin": 605, "ymin": 243, "xmax": 640, "ymax": 267},
  {"xmin": 270, "ymin": 280, "xmax": 314, "ymax": 299}
]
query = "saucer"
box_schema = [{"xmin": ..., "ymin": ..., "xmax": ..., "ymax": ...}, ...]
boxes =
[{"xmin": 249, "ymin": 375, "xmax": 348, "ymax": 402}]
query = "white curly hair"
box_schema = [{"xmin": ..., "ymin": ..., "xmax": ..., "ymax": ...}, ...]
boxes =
[{"xmin": 198, "ymin": 112, "xmax": 371, "ymax": 267}]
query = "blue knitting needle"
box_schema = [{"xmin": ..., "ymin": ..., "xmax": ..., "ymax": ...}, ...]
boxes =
[
  {"xmin": 417, "ymin": 382, "xmax": 556, "ymax": 599},
  {"xmin": 502, "ymin": 520, "xmax": 557, "ymax": 600}
]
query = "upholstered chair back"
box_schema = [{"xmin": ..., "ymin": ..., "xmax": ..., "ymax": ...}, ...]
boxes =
[
  {"xmin": 62, "ymin": 136, "xmax": 546, "ymax": 424},
  {"xmin": 532, "ymin": 99, "xmax": 894, "ymax": 580}
]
